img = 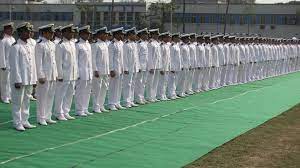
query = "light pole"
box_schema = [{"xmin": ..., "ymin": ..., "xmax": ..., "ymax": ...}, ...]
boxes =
[
  {"xmin": 223, "ymin": 0, "xmax": 230, "ymax": 34},
  {"xmin": 182, "ymin": 0, "xmax": 186, "ymax": 33},
  {"xmin": 110, "ymin": 0, "xmax": 115, "ymax": 28}
]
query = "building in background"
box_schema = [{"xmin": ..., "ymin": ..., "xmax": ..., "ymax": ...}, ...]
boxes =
[
  {"xmin": 163, "ymin": 2, "xmax": 300, "ymax": 38},
  {"xmin": 0, "ymin": 2, "xmax": 146, "ymax": 30},
  {"xmin": 0, "ymin": 1, "xmax": 299, "ymax": 38}
]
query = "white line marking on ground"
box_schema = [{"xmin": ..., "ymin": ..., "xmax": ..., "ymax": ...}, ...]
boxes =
[{"xmin": 0, "ymin": 86, "xmax": 267, "ymax": 164}]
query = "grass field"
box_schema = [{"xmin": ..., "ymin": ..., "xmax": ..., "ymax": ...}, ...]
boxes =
[
  {"xmin": 1, "ymin": 72, "xmax": 300, "ymax": 168},
  {"xmin": 185, "ymin": 103, "xmax": 300, "ymax": 168}
]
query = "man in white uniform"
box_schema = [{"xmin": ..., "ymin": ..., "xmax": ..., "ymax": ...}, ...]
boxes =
[
  {"xmin": 123, "ymin": 27, "xmax": 140, "ymax": 108},
  {"xmin": 35, "ymin": 24, "xmax": 58, "ymax": 126},
  {"xmin": 75, "ymin": 25, "xmax": 94, "ymax": 117},
  {"xmin": 53, "ymin": 26, "xmax": 62, "ymax": 44},
  {"xmin": 92, "ymin": 27, "xmax": 110, "ymax": 113},
  {"xmin": 0, "ymin": 22, "xmax": 15, "ymax": 104},
  {"xmin": 10, "ymin": 22, "xmax": 37, "ymax": 131},
  {"xmin": 168, "ymin": 33, "xmax": 181, "ymax": 99},
  {"xmin": 177, "ymin": 34, "xmax": 190, "ymax": 97},
  {"xmin": 157, "ymin": 32, "xmax": 171, "ymax": 101},
  {"xmin": 134, "ymin": 28, "xmax": 149, "ymax": 104},
  {"xmin": 108, "ymin": 27, "xmax": 126, "ymax": 111},
  {"xmin": 54, "ymin": 24, "xmax": 78, "ymax": 120},
  {"xmin": 146, "ymin": 29, "xmax": 161, "ymax": 102}
]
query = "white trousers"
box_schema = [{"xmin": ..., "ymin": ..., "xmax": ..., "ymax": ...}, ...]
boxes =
[
  {"xmin": 202, "ymin": 67, "xmax": 211, "ymax": 90},
  {"xmin": 11, "ymin": 85, "xmax": 33, "ymax": 126},
  {"xmin": 167, "ymin": 71, "xmax": 177, "ymax": 98},
  {"xmin": 54, "ymin": 81, "xmax": 75, "ymax": 116},
  {"xmin": 92, "ymin": 75, "xmax": 109, "ymax": 112},
  {"xmin": 36, "ymin": 81, "xmax": 56, "ymax": 122},
  {"xmin": 0, "ymin": 69, "xmax": 11, "ymax": 101},
  {"xmin": 220, "ymin": 65, "xmax": 227, "ymax": 86},
  {"xmin": 134, "ymin": 71, "xmax": 147, "ymax": 103},
  {"xmin": 193, "ymin": 68, "xmax": 205, "ymax": 92},
  {"xmin": 157, "ymin": 71, "xmax": 169, "ymax": 99},
  {"xmin": 122, "ymin": 73, "xmax": 136, "ymax": 104},
  {"xmin": 75, "ymin": 80, "xmax": 92, "ymax": 115},
  {"xmin": 108, "ymin": 73, "xmax": 122, "ymax": 106},
  {"xmin": 186, "ymin": 69, "xmax": 195, "ymax": 93},
  {"xmin": 209, "ymin": 67, "xmax": 217, "ymax": 89},
  {"xmin": 177, "ymin": 69, "xmax": 188, "ymax": 95},
  {"xmin": 146, "ymin": 70, "xmax": 160, "ymax": 101}
]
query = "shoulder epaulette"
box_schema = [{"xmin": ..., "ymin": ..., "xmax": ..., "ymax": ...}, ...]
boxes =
[
  {"xmin": 125, "ymin": 40, "xmax": 128, "ymax": 43},
  {"xmin": 75, "ymin": 40, "xmax": 80, "ymax": 43},
  {"xmin": 171, "ymin": 43, "xmax": 174, "ymax": 46},
  {"xmin": 138, "ymin": 40, "xmax": 142, "ymax": 43},
  {"xmin": 59, "ymin": 40, "xmax": 63, "ymax": 44},
  {"xmin": 12, "ymin": 41, "xmax": 17, "ymax": 46},
  {"xmin": 37, "ymin": 39, "xmax": 42, "ymax": 43}
]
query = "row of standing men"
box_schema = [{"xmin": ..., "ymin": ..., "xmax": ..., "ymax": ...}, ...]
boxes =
[{"xmin": 1, "ymin": 22, "xmax": 300, "ymax": 131}]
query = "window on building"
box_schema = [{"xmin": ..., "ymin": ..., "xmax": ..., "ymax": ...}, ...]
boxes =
[
  {"xmin": 103, "ymin": 12, "xmax": 109, "ymax": 26},
  {"xmin": 119, "ymin": 12, "xmax": 126, "ymax": 25},
  {"xmin": 127, "ymin": 12, "xmax": 133, "ymax": 25},
  {"xmin": 200, "ymin": 15, "xmax": 205, "ymax": 23}
]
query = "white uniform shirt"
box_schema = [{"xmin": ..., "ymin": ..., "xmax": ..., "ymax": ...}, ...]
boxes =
[
  {"xmin": 160, "ymin": 42, "xmax": 171, "ymax": 71},
  {"xmin": 137, "ymin": 40, "xmax": 148, "ymax": 71},
  {"xmin": 123, "ymin": 40, "xmax": 140, "ymax": 73},
  {"xmin": 211, "ymin": 44, "xmax": 219, "ymax": 67},
  {"xmin": 170, "ymin": 42, "xmax": 182, "ymax": 71},
  {"xmin": 196, "ymin": 43, "xmax": 205, "ymax": 68},
  {"xmin": 180, "ymin": 43, "xmax": 191, "ymax": 69},
  {"xmin": 189, "ymin": 42, "xmax": 197, "ymax": 68},
  {"xmin": 55, "ymin": 37, "xmax": 78, "ymax": 81},
  {"xmin": 147, "ymin": 39, "xmax": 161, "ymax": 70},
  {"xmin": 0, "ymin": 34, "xmax": 16, "ymax": 69},
  {"xmin": 35, "ymin": 37, "xmax": 57, "ymax": 81},
  {"xmin": 76, "ymin": 38, "xmax": 93, "ymax": 80},
  {"xmin": 204, "ymin": 43, "xmax": 212, "ymax": 67},
  {"xmin": 9, "ymin": 39, "xmax": 37, "ymax": 85},
  {"xmin": 92, "ymin": 39, "xmax": 110, "ymax": 75},
  {"xmin": 108, "ymin": 39, "xmax": 124, "ymax": 74},
  {"xmin": 217, "ymin": 43, "xmax": 225, "ymax": 66}
]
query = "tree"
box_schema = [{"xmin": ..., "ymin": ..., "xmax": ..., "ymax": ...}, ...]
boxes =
[{"xmin": 147, "ymin": 0, "xmax": 178, "ymax": 31}]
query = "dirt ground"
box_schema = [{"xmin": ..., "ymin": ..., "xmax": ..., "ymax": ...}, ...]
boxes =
[{"xmin": 185, "ymin": 104, "xmax": 300, "ymax": 168}]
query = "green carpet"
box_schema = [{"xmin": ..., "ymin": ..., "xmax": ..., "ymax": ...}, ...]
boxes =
[{"xmin": 1, "ymin": 72, "xmax": 300, "ymax": 168}]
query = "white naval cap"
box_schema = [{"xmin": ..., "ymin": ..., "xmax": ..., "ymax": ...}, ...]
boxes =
[
  {"xmin": 38, "ymin": 24, "xmax": 55, "ymax": 32},
  {"xmin": 110, "ymin": 27, "xmax": 124, "ymax": 34},
  {"xmin": 61, "ymin": 24, "xmax": 75, "ymax": 32},
  {"xmin": 125, "ymin": 27, "xmax": 136, "ymax": 34},
  {"xmin": 171, "ymin": 32, "xmax": 180, "ymax": 37},
  {"xmin": 137, "ymin": 28, "xmax": 148, "ymax": 35},
  {"xmin": 149, "ymin": 28, "xmax": 159, "ymax": 34},
  {"xmin": 78, "ymin": 25, "xmax": 91, "ymax": 33},
  {"xmin": 16, "ymin": 22, "xmax": 32, "ymax": 32},
  {"xmin": 95, "ymin": 26, "xmax": 108, "ymax": 34},
  {"xmin": 159, "ymin": 31, "xmax": 170, "ymax": 37},
  {"xmin": 180, "ymin": 34, "xmax": 190, "ymax": 38},
  {"xmin": 2, "ymin": 22, "xmax": 14, "ymax": 28},
  {"xmin": 54, "ymin": 26, "xmax": 62, "ymax": 31}
]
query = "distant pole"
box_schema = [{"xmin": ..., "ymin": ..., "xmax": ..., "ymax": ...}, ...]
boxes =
[
  {"xmin": 92, "ymin": 0, "xmax": 95, "ymax": 29},
  {"xmin": 170, "ymin": 0, "xmax": 173, "ymax": 33},
  {"xmin": 182, "ymin": 0, "xmax": 186, "ymax": 33},
  {"xmin": 9, "ymin": 4, "xmax": 12, "ymax": 21},
  {"xmin": 223, "ymin": 0, "xmax": 230, "ymax": 34},
  {"xmin": 110, "ymin": 0, "xmax": 115, "ymax": 28}
]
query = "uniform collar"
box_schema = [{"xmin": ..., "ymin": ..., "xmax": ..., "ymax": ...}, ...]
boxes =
[
  {"xmin": 18, "ymin": 38, "xmax": 27, "ymax": 44},
  {"xmin": 3, "ymin": 34, "xmax": 12, "ymax": 38},
  {"xmin": 79, "ymin": 38, "xmax": 89, "ymax": 43}
]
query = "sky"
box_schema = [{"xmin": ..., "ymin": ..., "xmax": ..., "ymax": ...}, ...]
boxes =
[{"xmin": 45, "ymin": 0, "xmax": 299, "ymax": 3}]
